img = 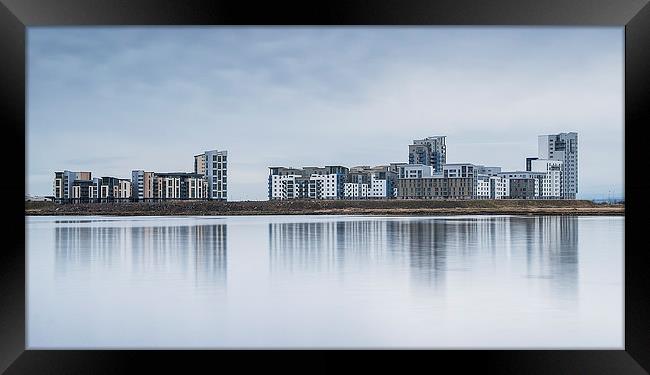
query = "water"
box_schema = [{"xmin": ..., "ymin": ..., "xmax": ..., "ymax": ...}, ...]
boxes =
[{"xmin": 26, "ymin": 215, "xmax": 623, "ymax": 348}]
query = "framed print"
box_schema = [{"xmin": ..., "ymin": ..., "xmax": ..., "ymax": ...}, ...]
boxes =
[{"xmin": 2, "ymin": 0, "xmax": 649, "ymax": 373}]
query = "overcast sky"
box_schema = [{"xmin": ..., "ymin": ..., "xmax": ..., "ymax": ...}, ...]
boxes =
[{"xmin": 27, "ymin": 27, "xmax": 623, "ymax": 200}]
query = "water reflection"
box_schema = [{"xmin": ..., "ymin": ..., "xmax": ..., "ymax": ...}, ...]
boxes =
[
  {"xmin": 54, "ymin": 224, "xmax": 227, "ymax": 290},
  {"xmin": 269, "ymin": 216, "xmax": 578, "ymax": 295},
  {"xmin": 269, "ymin": 220, "xmax": 405, "ymax": 274},
  {"xmin": 521, "ymin": 216, "xmax": 579, "ymax": 300},
  {"xmin": 30, "ymin": 215, "xmax": 623, "ymax": 348},
  {"xmin": 398, "ymin": 220, "xmax": 449, "ymax": 290}
]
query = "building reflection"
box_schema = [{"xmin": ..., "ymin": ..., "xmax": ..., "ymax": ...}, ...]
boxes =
[
  {"xmin": 268, "ymin": 216, "xmax": 578, "ymax": 297},
  {"xmin": 269, "ymin": 220, "xmax": 404, "ymax": 274},
  {"xmin": 54, "ymin": 223, "xmax": 227, "ymax": 290},
  {"xmin": 397, "ymin": 220, "xmax": 449, "ymax": 290},
  {"xmin": 519, "ymin": 216, "xmax": 579, "ymax": 301}
]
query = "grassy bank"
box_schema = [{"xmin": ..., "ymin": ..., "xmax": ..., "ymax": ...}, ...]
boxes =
[{"xmin": 25, "ymin": 199, "xmax": 624, "ymax": 216}]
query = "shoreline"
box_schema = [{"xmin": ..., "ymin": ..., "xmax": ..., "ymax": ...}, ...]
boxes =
[{"xmin": 25, "ymin": 200, "xmax": 625, "ymax": 217}]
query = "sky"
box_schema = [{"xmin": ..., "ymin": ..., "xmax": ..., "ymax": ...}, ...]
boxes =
[{"xmin": 27, "ymin": 27, "xmax": 624, "ymax": 200}]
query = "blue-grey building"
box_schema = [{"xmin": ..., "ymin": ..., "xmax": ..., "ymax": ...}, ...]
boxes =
[{"xmin": 408, "ymin": 136, "xmax": 447, "ymax": 173}]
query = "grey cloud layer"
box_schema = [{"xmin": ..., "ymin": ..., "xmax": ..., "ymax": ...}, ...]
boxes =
[{"xmin": 28, "ymin": 27, "xmax": 623, "ymax": 200}]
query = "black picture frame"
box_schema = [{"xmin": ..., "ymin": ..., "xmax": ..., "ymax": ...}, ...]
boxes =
[{"xmin": 3, "ymin": 0, "xmax": 649, "ymax": 373}]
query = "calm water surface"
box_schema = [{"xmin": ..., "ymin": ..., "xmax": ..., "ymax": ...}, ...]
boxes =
[{"xmin": 27, "ymin": 215, "xmax": 623, "ymax": 348}]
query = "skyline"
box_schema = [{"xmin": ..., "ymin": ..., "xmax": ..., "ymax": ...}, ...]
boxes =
[{"xmin": 27, "ymin": 27, "xmax": 624, "ymax": 200}]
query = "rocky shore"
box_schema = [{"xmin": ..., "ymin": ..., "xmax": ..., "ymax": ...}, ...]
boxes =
[{"xmin": 25, "ymin": 199, "xmax": 624, "ymax": 216}]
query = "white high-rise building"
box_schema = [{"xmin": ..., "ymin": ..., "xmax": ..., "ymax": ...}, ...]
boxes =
[
  {"xmin": 530, "ymin": 159, "xmax": 564, "ymax": 199},
  {"xmin": 200, "ymin": 149, "xmax": 228, "ymax": 200},
  {"xmin": 538, "ymin": 132, "xmax": 578, "ymax": 199}
]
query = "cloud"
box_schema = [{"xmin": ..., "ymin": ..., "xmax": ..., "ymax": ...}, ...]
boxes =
[{"xmin": 27, "ymin": 27, "xmax": 623, "ymax": 200}]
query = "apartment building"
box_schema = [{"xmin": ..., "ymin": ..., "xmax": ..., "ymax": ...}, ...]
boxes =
[
  {"xmin": 113, "ymin": 179, "xmax": 132, "ymax": 200},
  {"xmin": 344, "ymin": 181, "xmax": 370, "ymax": 199},
  {"xmin": 201, "ymin": 150, "xmax": 228, "ymax": 200},
  {"xmin": 52, "ymin": 147, "xmax": 228, "ymax": 203},
  {"xmin": 396, "ymin": 176, "xmax": 476, "ymax": 199},
  {"xmin": 154, "ymin": 172, "xmax": 206, "ymax": 200},
  {"xmin": 344, "ymin": 171, "xmax": 370, "ymax": 199},
  {"xmin": 525, "ymin": 157, "xmax": 539, "ymax": 172},
  {"xmin": 53, "ymin": 171, "xmax": 92, "ymax": 201},
  {"xmin": 187, "ymin": 175, "xmax": 207, "ymax": 199},
  {"xmin": 529, "ymin": 159, "xmax": 564, "ymax": 199},
  {"xmin": 131, "ymin": 170, "xmax": 207, "ymax": 201},
  {"xmin": 396, "ymin": 163, "xmax": 476, "ymax": 200},
  {"xmin": 268, "ymin": 166, "xmax": 349, "ymax": 200},
  {"xmin": 489, "ymin": 176, "xmax": 510, "ymax": 199},
  {"xmin": 268, "ymin": 167, "xmax": 303, "ymax": 200},
  {"xmin": 70, "ymin": 179, "xmax": 95, "ymax": 202},
  {"xmin": 399, "ymin": 164, "xmax": 435, "ymax": 179},
  {"xmin": 443, "ymin": 163, "xmax": 478, "ymax": 198},
  {"xmin": 131, "ymin": 170, "xmax": 156, "ymax": 201},
  {"xmin": 498, "ymin": 171, "xmax": 545, "ymax": 199},
  {"xmin": 342, "ymin": 165, "xmax": 397, "ymax": 199},
  {"xmin": 477, "ymin": 175, "xmax": 491, "ymax": 199},
  {"xmin": 90, "ymin": 178, "xmax": 100, "ymax": 200},
  {"xmin": 389, "ymin": 162, "xmax": 407, "ymax": 173},
  {"xmin": 475, "ymin": 167, "xmax": 509, "ymax": 199},
  {"xmin": 508, "ymin": 178, "xmax": 537, "ymax": 199},
  {"xmin": 397, "ymin": 175, "xmax": 448, "ymax": 199},
  {"xmin": 408, "ymin": 136, "xmax": 447, "ymax": 172},
  {"xmin": 194, "ymin": 153, "xmax": 206, "ymax": 175},
  {"xmin": 98, "ymin": 177, "xmax": 119, "ymax": 201},
  {"xmin": 55, "ymin": 171, "xmax": 132, "ymax": 203},
  {"xmin": 538, "ymin": 132, "xmax": 578, "ymax": 199},
  {"xmin": 476, "ymin": 166, "xmax": 502, "ymax": 176}
]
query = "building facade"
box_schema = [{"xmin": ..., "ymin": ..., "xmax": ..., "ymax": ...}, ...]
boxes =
[
  {"xmin": 489, "ymin": 176, "xmax": 510, "ymax": 199},
  {"xmin": 153, "ymin": 172, "xmax": 206, "ymax": 200},
  {"xmin": 52, "ymin": 147, "xmax": 228, "ymax": 203},
  {"xmin": 508, "ymin": 178, "xmax": 537, "ymax": 199},
  {"xmin": 342, "ymin": 166, "xmax": 397, "ymax": 199},
  {"xmin": 396, "ymin": 163, "xmax": 478, "ymax": 200},
  {"xmin": 525, "ymin": 157, "xmax": 539, "ymax": 172},
  {"xmin": 70, "ymin": 179, "xmax": 94, "ymax": 202},
  {"xmin": 98, "ymin": 177, "xmax": 119, "ymax": 202},
  {"xmin": 203, "ymin": 150, "xmax": 228, "ymax": 200},
  {"xmin": 476, "ymin": 166, "xmax": 502, "ymax": 176},
  {"xmin": 268, "ymin": 166, "xmax": 350, "ymax": 200},
  {"xmin": 187, "ymin": 175, "xmax": 207, "ymax": 199},
  {"xmin": 529, "ymin": 159, "xmax": 564, "ymax": 199},
  {"xmin": 498, "ymin": 171, "xmax": 546, "ymax": 199},
  {"xmin": 443, "ymin": 163, "xmax": 478, "ymax": 198},
  {"xmin": 131, "ymin": 170, "xmax": 156, "ymax": 201},
  {"xmin": 53, "ymin": 171, "xmax": 92, "ymax": 201},
  {"xmin": 408, "ymin": 136, "xmax": 447, "ymax": 172},
  {"xmin": 399, "ymin": 164, "xmax": 435, "ymax": 179},
  {"xmin": 477, "ymin": 175, "xmax": 491, "ymax": 199},
  {"xmin": 115, "ymin": 179, "xmax": 132, "ymax": 200},
  {"xmin": 268, "ymin": 168, "xmax": 304, "ymax": 200},
  {"xmin": 538, "ymin": 132, "xmax": 578, "ymax": 199},
  {"xmin": 194, "ymin": 153, "xmax": 206, "ymax": 175},
  {"xmin": 396, "ymin": 176, "xmax": 475, "ymax": 199}
]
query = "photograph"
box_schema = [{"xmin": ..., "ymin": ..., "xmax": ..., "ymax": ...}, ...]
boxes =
[{"xmin": 24, "ymin": 26, "xmax": 625, "ymax": 349}]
